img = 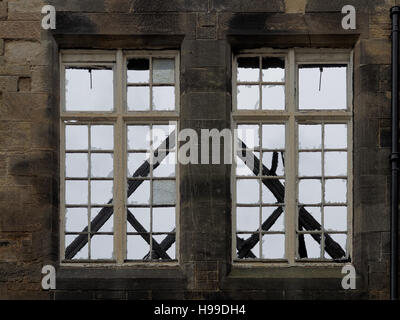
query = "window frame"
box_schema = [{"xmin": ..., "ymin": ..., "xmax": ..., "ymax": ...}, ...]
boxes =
[
  {"xmin": 59, "ymin": 49, "xmax": 180, "ymax": 266},
  {"xmin": 232, "ymin": 48, "xmax": 353, "ymax": 266}
]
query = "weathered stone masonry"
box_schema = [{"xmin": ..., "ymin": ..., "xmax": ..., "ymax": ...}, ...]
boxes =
[{"xmin": 0, "ymin": 0, "xmax": 399, "ymax": 299}]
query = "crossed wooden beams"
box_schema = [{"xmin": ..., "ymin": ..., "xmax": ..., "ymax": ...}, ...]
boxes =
[{"xmin": 65, "ymin": 131, "xmax": 346, "ymax": 261}]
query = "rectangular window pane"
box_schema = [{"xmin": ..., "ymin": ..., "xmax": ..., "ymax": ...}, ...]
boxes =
[{"xmin": 127, "ymin": 58, "xmax": 150, "ymax": 84}]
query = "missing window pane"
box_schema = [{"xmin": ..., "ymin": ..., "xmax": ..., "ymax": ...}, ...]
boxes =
[
  {"xmin": 237, "ymin": 85, "xmax": 260, "ymax": 110},
  {"xmin": 128, "ymin": 180, "xmax": 150, "ymax": 205},
  {"xmin": 236, "ymin": 152, "xmax": 259, "ymax": 176},
  {"xmin": 262, "ymin": 124, "xmax": 285, "ymax": 149},
  {"xmin": 152, "ymin": 86, "xmax": 175, "ymax": 111},
  {"xmin": 237, "ymin": 125, "xmax": 259, "ymax": 149},
  {"xmin": 127, "ymin": 235, "xmax": 150, "ymax": 260},
  {"xmin": 152, "ymin": 124, "xmax": 175, "ymax": 150},
  {"xmin": 262, "ymin": 234, "xmax": 285, "ymax": 259},
  {"xmin": 237, "ymin": 57, "xmax": 259, "ymax": 82},
  {"xmin": 91, "ymin": 235, "xmax": 114, "ymax": 259},
  {"xmin": 262, "ymin": 207, "xmax": 285, "ymax": 232},
  {"xmin": 65, "ymin": 235, "xmax": 88, "ymax": 260},
  {"xmin": 301, "ymin": 234, "xmax": 321, "ymax": 259},
  {"xmin": 262, "ymin": 182, "xmax": 281, "ymax": 204},
  {"xmin": 324, "ymin": 124, "xmax": 347, "ymax": 149},
  {"xmin": 301, "ymin": 207, "xmax": 321, "ymax": 230},
  {"xmin": 153, "ymin": 59, "xmax": 175, "ymax": 84},
  {"xmin": 262, "ymin": 57, "xmax": 285, "ymax": 82},
  {"xmin": 324, "ymin": 234, "xmax": 347, "ymax": 259},
  {"xmin": 127, "ymin": 208, "xmax": 150, "ymax": 232},
  {"xmin": 152, "ymin": 207, "xmax": 175, "ymax": 233},
  {"xmin": 127, "ymin": 153, "xmax": 148, "ymax": 177},
  {"xmin": 299, "ymin": 152, "xmax": 321, "ymax": 177},
  {"xmin": 325, "ymin": 152, "xmax": 347, "ymax": 176},
  {"xmin": 91, "ymin": 181, "xmax": 113, "ymax": 205},
  {"xmin": 65, "ymin": 68, "xmax": 114, "ymax": 112},
  {"xmin": 262, "ymin": 85, "xmax": 285, "ymax": 110},
  {"xmin": 127, "ymin": 86, "xmax": 150, "ymax": 111},
  {"xmin": 325, "ymin": 179, "xmax": 347, "ymax": 204},
  {"xmin": 91, "ymin": 208, "xmax": 114, "ymax": 232},
  {"xmin": 262, "ymin": 152, "xmax": 284, "ymax": 176},
  {"xmin": 237, "ymin": 179, "xmax": 260, "ymax": 204},
  {"xmin": 65, "ymin": 208, "xmax": 88, "ymax": 233},
  {"xmin": 91, "ymin": 125, "xmax": 114, "ymax": 150},
  {"xmin": 127, "ymin": 125, "xmax": 151, "ymax": 151},
  {"xmin": 91, "ymin": 153, "xmax": 113, "ymax": 178},
  {"xmin": 127, "ymin": 58, "xmax": 150, "ymax": 84},
  {"xmin": 324, "ymin": 206, "xmax": 347, "ymax": 232},
  {"xmin": 153, "ymin": 152, "xmax": 176, "ymax": 177},
  {"xmin": 66, "ymin": 180, "xmax": 88, "ymax": 205},
  {"xmin": 236, "ymin": 207, "xmax": 259, "ymax": 232},
  {"xmin": 65, "ymin": 125, "xmax": 88, "ymax": 150},
  {"xmin": 237, "ymin": 233, "xmax": 260, "ymax": 259},
  {"xmin": 298, "ymin": 125, "xmax": 322, "ymax": 150},
  {"xmin": 65, "ymin": 153, "xmax": 88, "ymax": 178},
  {"xmin": 299, "ymin": 65, "xmax": 347, "ymax": 110},
  {"xmin": 299, "ymin": 179, "xmax": 321, "ymax": 204}
]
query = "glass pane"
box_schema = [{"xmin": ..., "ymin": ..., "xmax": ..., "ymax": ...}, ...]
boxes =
[
  {"xmin": 91, "ymin": 235, "xmax": 113, "ymax": 259},
  {"xmin": 127, "ymin": 125, "xmax": 151, "ymax": 150},
  {"xmin": 262, "ymin": 57, "xmax": 285, "ymax": 82},
  {"xmin": 127, "ymin": 58, "xmax": 149, "ymax": 83},
  {"xmin": 66, "ymin": 180, "xmax": 88, "ymax": 204},
  {"xmin": 237, "ymin": 57, "xmax": 259, "ymax": 82},
  {"xmin": 91, "ymin": 153, "xmax": 113, "ymax": 178},
  {"xmin": 262, "ymin": 85, "xmax": 285, "ymax": 110},
  {"xmin": 153, "ymin": 152, "xmax": 176, "ymax": 177},
  {"xmin": 324, "ymin": 206, "xmax": 347, "ymax": 231},
  {"xmin": 91, "ymin": 208, "xmax": 113, "ymax": 232},
  {"xmin": 236, "ymin": 153, "xmax": 258, "ymax": 176},
  {"xmin": 153, "ymin": 59, "xmax": 175, "ymax": 84},
  {"xmin": 262, "ymin": 124, "xmax": 285, "ymax": 149},
  {"xmin": 91, "ymin": 125, "xmax": 113, "ymax": 150},
  {"xmin": 152, "ymin": 207, "xmax": 175, "ymax": 233},
  {"xmin": 237, "ymin": 233, "xmax": 260, "ymax": 259},
  {"xmin": 237, "ymin": 179, "xmax": 259, "ymax": 204},
  {"xmin": 298, "ymin": 125, "xmax": 322, "ymax": 150},
  {"xmin": 237, "ymin": 85, "xmax": 260, "ymax": 110},
  {"xmin": 128, "ymin": 180, "xmax": 150, "ymax": 205},
  {"xmin": 65, "ymin": 68, "xmax": 113, "ymax": 111},
  {"xmin": 302, "ymin": 234, "xmax": 321, "ymax": 258},
  {"xmin": 127, "ymin": 208, "xmax": 150, "ymax": 232},
  {"xmin": 65, "ymin": 235, "xmax": 88, "ymax": 259},
  {"xmin": 324, "ymin": 234, "xmax": 347, "ymax": 259},
  {"xmin": 262, "ymin": 207, "xmax": 284, "ymax": 232},
  {"xmin": 299, "ymin": 179, "xmax": 321, "ymax": 204},
  {"xmin": 127, "ymin": 86, "xmax": 150, "ymax": 111},
  {"xmin": 127, "ymin": 235, "xmax": 149, "ymax": 260},
  {"xmin": 325, "ymin": 152, "xmax": 347, "ymax": 176},
  {"xmin": 91, "ymin": 181, "xmax": 113, "ymax": 205},
  {"xmin": 237, "ymin": 207, "xmax": 259, "ymax": 232},
  {"xmin": 299, "ymin": 65, "xmax": 347, "ymax": 110},
  {"xmin": 152, "ymin": 86, "xmax": 175, "ymax": 111},
  {"xmin": 65, "ymin": 125, "xmax": 88, "ymax": 150},
  {"xmin": 262, "ymin": 152, "xmax": 284, "ymax": 176},
  {"xmin": 127, "ymin": 153, "xmax": 148, "ymax": 177},
  {"xmin": 262, "ymin": 234, "xmax": 285, "ymax": 259},
  {"xmin": 299, "ymin": 152, "xmax": 321, "ymax": 177},
  {"xmin": 65, "ymin": 208, "xmax": 88, "ymax": 232},
  {"xmin": 325, "ymin": 179, "xmax": 347, "ymax": 203},
  {"xmin": 237, "ymin": 125, "xmax": 259, "ymax": 149},
  {"xmin": 301, "ymin": 207, "xmax": 322, "ymax": 229},
  {"xmin": 153, "ymin": 180, "xmax": 176, "ymax": 205},
  {"xmin": 325, "ymin": 124, "xmax": 347, "ymax": 149},
  {"xmin": 65, "ymin": 153, "xmax": 88, "ymax": 178}
]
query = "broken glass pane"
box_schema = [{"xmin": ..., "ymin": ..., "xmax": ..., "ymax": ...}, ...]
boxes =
[
  {"xmin": 324, "ymin": 124, "xmax": 347, "ymax": 149},
  {"xmin": 325, "ymin": 179, "xmax": 347, "ymax": 203},
  {"xmin": 127, "ymin": 125, "xmax": 151, "ymax": 150},
  {"xmin": 237, "ymin": 234, "xmax": 260, "ymax": 259},
  {"xmin": 153, "ymin": 59, "xmax": 175, "ymax": 84},
  {"xmin": 128, "ymin": 180, "xmax": 150, "ymax": 205},
  {"xmin": 237, "ymin": 124, "xmax": 259, "ymax": 149},
  {"xmin": 127, "ymin": 235, "xmax": 149, "ymax": 260},
  {"xmin": 65, "ymin": 68, "xmax": 114, "ymax": 112},
  {"xmin": 127, "ymin": 208, "xmax": 150, "ymax": 232},
  {"xmin": 65, "ymin": 235, "xmax": 88, "ymax": 259},
  {"xmin": 91, "ymin": 208, "xmax": 113, "ymax": 232},
  {"xmin": 65, "ymin": 153, "xmax": 88, "ymax": 178},
  {"xmin": 262, "ymin": 57, "xmax": 285, "ymax": 82},
  {"xmin": 299, "ymin": 65, "xmax": 347, "ymax": 110},
  {"xmin": 237, "ymin": 85, "xmax": 260, "ymax": 110},
  {"xmin": 153, "ymin": 180, "xmax": 176, "ymax": 205},
  {"xmin": 65, "ymin": 125, "xmax": 88, "ymax": 150},
  {"xmin": 91, "ymin": 153, "xmax": 113, "ymax": 178},
  {"xmin": 127, "ymin": 86, "xmax": 150, "ymax": 111},
  {"xmin": 237, "ymin": 57, "xmax": 259, "ymax": 82},
  {"xmin": 127, "ymin": 153, "xmax": 148, "ymax": 177},
  {"xmin": 324, "ymin": 152, "xmax": 347, "ymax": 176},
  {"xmin": 298, "ymin": 125, "xmax": 322, "ymax": 150},
  {"xmin": 298, "ymin": 179, "xmax": 321, "ymax": 204},
  {"xmin": 91, "ymin": 181, "xmax": 113, "ymax": 205},
  {"xmin": 262, "ymin": 85, "xmax": 285, "ymax": 110},
  {"xmin": 152, "ymin": 207, "xmax": 175, "ymax": 232},
  {"xmin": 153, "ymin": 152, "xmax": 176, "ymax": 177},
  {"xmin": 324, "ymin": 234, "xmax": 347, "ymax": 259},
  {"xmin": 166, "ymin": 242, "xmax": 176, "ymax": 260},
  {"xmin": 262, "ymin": 234, "xmax": 285, "ymax": 259},
  {"xmin": 127, "ymin": 58, "xmax": 150, "ymax": 84},
  {"xmin": 91, "ymin": 235, "xmax": 113, "ymax": 259},
  {"xmin": 262, "ymin": 207, "xmax": 284, "ymax": 232},
  {"xmin": 262, "ymin": 124, "xmax": 285, "ymax": 150},
  {"xmin": 66, "ymin": 180, "xmax": 88, "ymax": 204},
  {"xmin": 236, "ymin": 207, "xmax": 259, "ymax": 232},
  {"xmin": 237, "ymin": 179, "xmax": 259, "ymax": 204},
  {"xmin": 91, "ymin": 125, "xmax": 113, "ymax": 150},
  {"xmin": 324, "ymin": 206, "xmax": 347, "ymax": 232},
  {"xmin": 153, "ymin": 86, "xmax": 175, "ymax": 111},
  {"xmin": 301, "ymin": 234, "xmax": 321, "ymax": 258},
  {"xmin": 262, "ymin": 152, "xmax": 285, "ymax": 176},
  {"xmin": 299, "ymin": 152, "xmax": 321, "ymax": 177},
  {"xmin": 65, "ymin": 208, "xmax": 88, "ymax": 232}
]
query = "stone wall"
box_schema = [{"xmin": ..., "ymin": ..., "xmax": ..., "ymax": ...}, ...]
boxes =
[{"xmin": 0, "ymin": 0, "xmax": 399, "ymax": 300}]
